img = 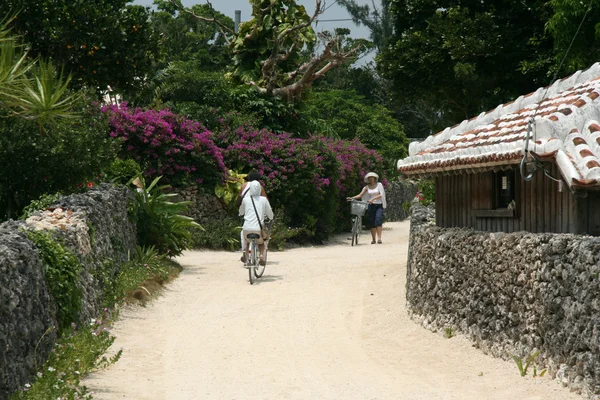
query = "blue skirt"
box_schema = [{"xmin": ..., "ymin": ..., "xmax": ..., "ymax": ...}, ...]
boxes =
[{"xmin": 367, "ymin": 204, "xmax": 384, "ymax": 228}]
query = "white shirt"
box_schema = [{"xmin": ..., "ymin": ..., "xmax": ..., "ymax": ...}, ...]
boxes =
[
  {"xmin": 239, "ymin": 195, "xmax": 273, "ymax": 230},
  {"xmin": 361, "ymin": 182, "xmax": 387, "ymax": 208}
]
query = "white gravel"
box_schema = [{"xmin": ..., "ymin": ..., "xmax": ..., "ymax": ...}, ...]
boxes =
[{"xmin": 84, "ymin": 220, "xmax": 580, "ymax": 400}]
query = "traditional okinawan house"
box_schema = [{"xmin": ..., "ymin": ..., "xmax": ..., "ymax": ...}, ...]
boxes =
[{"xmin": 397, "ymin": 63, "xmax": 600, "ymax": 235}]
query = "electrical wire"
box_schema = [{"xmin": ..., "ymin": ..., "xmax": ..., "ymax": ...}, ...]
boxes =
[{"xmin": 520, "ymin": 0, "xmax": 595, "ymax": 183}]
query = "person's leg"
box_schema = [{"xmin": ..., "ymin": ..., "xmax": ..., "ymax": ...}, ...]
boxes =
[
  {"xmin": 240, "ymin": 230, "xmax": 245, "ymax": 252},
  {"xmin": 375, "ymin": 206, "xmax": 384, "ymax": 242},
  {"xmin": 258, "ymin": 243, "xmax": 265, "ymax": 263},
  {"xmin": 368, "ymin": 204, "xmax": 377, "ymax": 243},
  {"xmin": 243, "ymin": 242, "xmax": 250, "ymax": 263}
]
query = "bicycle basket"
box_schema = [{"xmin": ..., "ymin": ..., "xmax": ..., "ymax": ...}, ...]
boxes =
[{"xmin": 350, "ymin": 201, "xmax": 368, "ymax": 216}]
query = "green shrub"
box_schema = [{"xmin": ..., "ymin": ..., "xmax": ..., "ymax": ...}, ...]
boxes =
[
  {"xmin": 27, "ymin": 230, "xmax": 83, "ymax": 332},
  {"xmin": 100, "ymin": 246, "xmax": 171, "ymax": 308},
  {"xmin": 19, "ymin": 193, "xmax": 62, "ymax": 220},
  {"xmin": 0, "ymin": 99, "xmax": 118, "ymax": 220},
  {"xmin": 129, "ymin": 175, "xmax": 200, "ymax": 256},
  {"xmin": 419, "ymin": 179, "xmax": 435, "ymax": 206},
  {"xmin": 190, "ymin": 217, "xmax": 241, "ymax": 251},
  {"xmin": 268, "ymin": 210, "xmax": 315, "ymax": 251},
  {"xmin": 103, "ymin": 158, "xmax": 142, "ymax": 185}
]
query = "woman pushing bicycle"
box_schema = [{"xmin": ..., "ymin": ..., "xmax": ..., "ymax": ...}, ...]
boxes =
[{"xmin": 346, "ymin": 172, "xmax": 387, "ymax": 244}]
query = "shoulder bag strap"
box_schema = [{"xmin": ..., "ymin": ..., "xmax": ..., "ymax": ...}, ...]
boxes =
[{"xmin": 250, "ymin": 196, "xmax": 264, "ymax": 231}]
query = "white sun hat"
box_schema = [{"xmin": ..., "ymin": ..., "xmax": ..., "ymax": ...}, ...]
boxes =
[{"xmin": 364, "ymin": 172, "xmax": 379, "ymax": 183}]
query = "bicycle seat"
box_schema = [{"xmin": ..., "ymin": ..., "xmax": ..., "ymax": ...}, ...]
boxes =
[{"xmin": 247, "ymin": 233, "xmax": 260, "ymax": 239}]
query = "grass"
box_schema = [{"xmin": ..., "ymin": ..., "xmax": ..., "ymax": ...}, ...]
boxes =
[{"xmin": 510, "ymin": 350, "xmax": 547, "ymax": 377}]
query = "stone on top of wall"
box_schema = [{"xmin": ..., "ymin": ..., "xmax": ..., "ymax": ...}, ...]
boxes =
[{"xmin": 407, "ymin": 204, "xmax": 600, "ymax": 399}]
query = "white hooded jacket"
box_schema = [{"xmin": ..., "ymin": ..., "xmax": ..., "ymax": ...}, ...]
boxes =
[{"xmin": 239, "ymin": 180, "xmax": 273, "ymax": 230}]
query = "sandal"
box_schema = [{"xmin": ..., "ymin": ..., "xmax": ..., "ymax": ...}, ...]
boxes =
[
  {"xmin": 371, "ymin": 240, "xmax": 376, "ymax": 244},
  {"xmin": 240, "ymin": 255, "xmax": 246, "ymax": 263},
  {"xmin": 377, "ymin": 240, "xmax": 382, "ymax": 244}
]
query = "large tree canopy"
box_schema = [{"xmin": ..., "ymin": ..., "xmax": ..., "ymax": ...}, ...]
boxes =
[
  {"xmin": 547, "ymin": 0, "xmax": 600, "ymax": 74},
  {"xmin": 169, "ymin": 0, "xmax": 370, "ymax": 101},
  {"xmin": 1, "ymin": 0, "xmax": 158, "ymax": 95},
  {"xmin": 151, "ymin": 0, "xmax": 232, "ymax": 70},
  {"xmin": 336, "ymin": 0, "xmax": 394, "ymax": 52},
  {"xmin": 378, "ymin": 0, "xmax": 553, "ymax": 133}
]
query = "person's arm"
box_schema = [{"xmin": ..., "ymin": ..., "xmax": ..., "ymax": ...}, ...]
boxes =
[
  {"xmin": 261, "ymin": 186, "xmax": 267, "ymax": 198},
  {"xmin": 235, "ymin": 182, "xmax": 248, "ymax": 209},
  {"xmin": 238, "ymin": 199, "xmax": 246, "ymax": 216},
  {"xmin": 347, "ymin": 186, "xmax": 367, "ymax": 200}
]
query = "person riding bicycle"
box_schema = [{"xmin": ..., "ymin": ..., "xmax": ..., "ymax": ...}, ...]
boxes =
[
  {"xmin": 236, "ymin": 170, "xmax": 268, "ymax": 253},
  {"xmin": 239, "ymin": 180, "xmax": 273, "ymax": 266}
]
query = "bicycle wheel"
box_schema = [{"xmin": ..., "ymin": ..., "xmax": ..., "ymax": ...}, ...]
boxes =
[
  {"xmin": 255, "ymin": 241, "xmax": 266, "ymax": 278},
  {"xmin": 355, "ymin": 216, "xmax": 361, "ymax": 245},
  {"xmin": 248, "ymin": 241, "xmax": 257, "ymax": 285}
]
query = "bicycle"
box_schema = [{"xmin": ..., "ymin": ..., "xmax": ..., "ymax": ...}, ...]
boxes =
[
  {"xmin": 348, "ymin": 199, "xmax": 368, "ymax": 246},
  {"xmin": 244, "ymin": 233, "xmax": 262, "ymax": 285},
  {"xmin": 244, "ymin": 218, "xmax": 271, "ymax": 285}
]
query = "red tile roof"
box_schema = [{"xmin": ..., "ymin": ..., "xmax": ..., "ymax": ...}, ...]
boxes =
[{"xmin": 397, "ymin": 63, "xmax": 600, "ymax": 189}]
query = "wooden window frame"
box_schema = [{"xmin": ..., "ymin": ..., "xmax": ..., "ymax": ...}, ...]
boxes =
[{"xmin": 474, "ymin": 169, "xmax": 517, "ymax": 218}]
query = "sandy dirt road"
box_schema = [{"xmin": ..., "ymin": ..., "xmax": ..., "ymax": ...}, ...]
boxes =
[{"xmin": 85, "ymin": 220, "xmax": 580, "ymax": 400}]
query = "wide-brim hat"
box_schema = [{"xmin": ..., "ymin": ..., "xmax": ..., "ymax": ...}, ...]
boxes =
[{"xmin": 364, "ymin": 172, "xmax": 379, "ymax": 183}]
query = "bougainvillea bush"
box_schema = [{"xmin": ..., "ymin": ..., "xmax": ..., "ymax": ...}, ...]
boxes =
[
  {"xmin": 102, "ymin": 103, "xmax": 227, "ymax": 187},
  {"xmin": 217, "ymin": 126, "xmax": 385, "ymax": 240}
]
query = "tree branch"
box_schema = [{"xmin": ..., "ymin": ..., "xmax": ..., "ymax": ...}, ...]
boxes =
[
  {"xmin": 168, "ymin": 0, "xmax": 234, "ymax": 44},
  {"xmin": 276, "ymin": 0, "xmax": 324, "ymax": 43}
]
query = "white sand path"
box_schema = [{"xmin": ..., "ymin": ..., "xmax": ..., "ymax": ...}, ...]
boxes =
[{"xmin": 84, "ymin": 220, "xmax": 580, "ymax": 400}]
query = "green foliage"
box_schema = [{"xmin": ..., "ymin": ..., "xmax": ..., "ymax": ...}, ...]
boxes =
[
  {"xmin": 378, "ymin": 1, "xmax": 553, "ymax": 133},
  {"xmin": 27, "ymin": 230, "xmax": 83, "ymax": 333},
  {"xmin": 443, "ymin": 327, "xmax": 454, "ymax": 339},
  {"xmin": 19, "ymin": 193, "xmax": 61, "ymax": 220},
  {"xmin": 129, "ymin": 175, "xmax": 200, "ymax": 256},
  {"xmin": 151, "ymin": 1, "xmax": 232, "ymax": 70},
  {"xmin": 268, "ymin": 209, "xmax": 315, "ymax": 251},
  {"xmin": 9, "ymin": 313, "xmax": 122, "ymax": 400},
  {"xmin": 0, "ymin": 97, "xmax": 118, "ymax": 220},
  {"xmin": 189, "ymin": 218, "xmax": 241, "ymax": 251},
  {"xmin": 336, "ymin": 0, "xmax": 394, "ymax": 52},
  {"xmin": 546, "ymin": 0, "xmax": 600, "ymax": 74},
  {"xmin": 301, "ymin": 90, "xmax": 408, "ymax": 173},
  {"xmin": 0, "ymin": 17, "xmax": 81, "ymax": 127},
  {"xmin": 230, "ymin": 0, "xmax": 316, "ymax": 86},
  {"xmin": 103, "ymin": 158, "xmax": 142, "ymax": 185},
  {"xmin": 511, "ymin": 350, "xmax": 547, "ymax": 377},
  {"xmin": 1, "ymin": 0, "xmax": 158, "ymax": 96},
  {"xmin": 419, "ymin": 179, "xmax": 435, "ymax": 206},
  {"xmin": 401, "ymin": 201, "xmax": 412, "ymax": 216},
  {"xmin": 214, "ymin": 170, "xmax": 247, "ymax": 208},
  {"xmin": 101, "ymin": 246, "xmax": 170, "ymax": 307},
  {"xmin": 152, "ymin": 62, "xmax": 302, "ymax": 134}
]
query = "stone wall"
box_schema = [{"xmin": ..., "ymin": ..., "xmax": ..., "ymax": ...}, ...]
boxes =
[
  {"xmin": 407, "ymin": 204, "xmax": 600, "ymax": 398},
  {"xmin": 177, "ymin": 186, "xmax": 227, "ymax": 224},
  {"xmin": 0, "ymin": 221, "xmax": 57, "ymax": 398},
  {"xmin": 384, "ymin": 180, "xmax": 418, "ymax": 221},
  {"xmin": 0, "ymin": 184, "xmax": 137, "ymax": 398}
]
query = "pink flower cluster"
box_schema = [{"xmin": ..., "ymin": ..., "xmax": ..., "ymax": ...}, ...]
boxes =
[{"xmin": 102, "ymin": 103, "xmax": 228, "ymax": 186}]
